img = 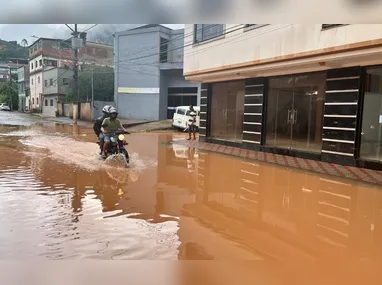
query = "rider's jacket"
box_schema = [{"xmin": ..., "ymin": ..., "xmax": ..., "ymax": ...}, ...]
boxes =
[{"xmin": 93, "ymin": 114, "xmax": 107, "ymax": 136}]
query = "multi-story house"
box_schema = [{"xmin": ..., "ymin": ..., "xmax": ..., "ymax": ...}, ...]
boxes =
[
  {"xmin": 28, "ymin": 37, "xmax": 113, "ymax": 116},
  {"xmin": 114, "ymin": 24, "xmax": 200, "ymax": 120},
  {"xmin": 184, "ymin": 24, "xmax": 382, "ymax": 171},
  {"xmin": 0, "ymin": 63, "xmax": 9, "ymax": 84},
  {"xmin": 17, "ymin": 65, "xmax": 29, "ymax": 112}
]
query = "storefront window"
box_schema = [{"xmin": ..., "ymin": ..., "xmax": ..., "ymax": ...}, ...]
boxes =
[
  {"xmin": 360, "ymin": 68, "xmax": 382, "ymax": 162},
  {"xmin": 266, "ymin": 73, "xmax": 326, "ymax": 153},
  {"xmin": 210, "ymin": 80, "xmax": 245, "ymax": 142}
]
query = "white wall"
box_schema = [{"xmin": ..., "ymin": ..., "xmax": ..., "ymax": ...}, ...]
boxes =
[
  {"xmin": 184, "ymin": 24, "xmax": 382, "ymax": 80},
  {"xmin": 29, "ymin": 72, "xmax": 43, "ymax": 109},
  {"xmin": 42, "ymin": 96, "xmax": 57, "ymax": 117}
]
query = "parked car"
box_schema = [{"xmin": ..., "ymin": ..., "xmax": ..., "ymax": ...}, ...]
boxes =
[
  {"xmin": 172, "ymin": 106, "xmax": 200, "ymax": 131},
  {"xmin": 0, "ymin": 103, "xmax": 11, "ymax": 111}
]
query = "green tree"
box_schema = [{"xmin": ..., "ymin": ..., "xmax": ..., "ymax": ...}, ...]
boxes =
[
  {"xmin": 0, "ymin": 40, "xmax": 28, "ymax": 61},
  {"xmin": 78, "ymin": 64, "xmax": 114, "ymax": 102},
  {"xmin": 21, "ymin": 39, "xmax": 28, "ymax": 47},
  {"xmin": 0, "ymin": 82, "xmax": 18, "ymax": 110},
  {"xmin": 64, "ymin": 92, "xmax": 74, "ymax": 103}
]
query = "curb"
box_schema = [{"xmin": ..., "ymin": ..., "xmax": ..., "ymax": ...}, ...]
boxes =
[
  {"xmin": 129, "ymin": 126, "xmax": 173, "ymax": 133},
  {"xmin": 173, "ymin": 139, "xmax": 382, "ymax": 186},
  {"xmin": 122, "ymin": 121, "xmax": 154, "ymax": 128}
]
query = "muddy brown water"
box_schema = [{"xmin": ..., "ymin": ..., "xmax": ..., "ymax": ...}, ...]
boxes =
[{"xmin": 1, "ymin": 112, "xmax": 382, "ymax": 284}]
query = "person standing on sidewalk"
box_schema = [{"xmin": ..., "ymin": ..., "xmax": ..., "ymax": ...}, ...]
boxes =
[{"xmin": 187, "ymin": 105, "xmax": 197, "ymax": 140}]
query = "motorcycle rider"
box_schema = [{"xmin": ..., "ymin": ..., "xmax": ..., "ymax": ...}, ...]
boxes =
[
  {"xmin": 101, "ymin": 107, "xmax": 127, "ymax": 158},
  {"xmin": 93, "ymin": 105, "xmax": 111, "ymax": 155}
]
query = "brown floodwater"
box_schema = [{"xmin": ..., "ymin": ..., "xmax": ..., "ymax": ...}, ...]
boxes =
[{"xmin": 1, "ymin": 112, "xmax": 382, "ymax": 284}]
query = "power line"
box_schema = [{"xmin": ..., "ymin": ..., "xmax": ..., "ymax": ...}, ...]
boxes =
[
  {"xmin": 114, "ymin": 24, "xmax": 222, "ymax": 60},
  {"xmin": 64, "ymin": 24, "xmax": 75, "ymax": 33},
  {"xmin": 115, "ymin": 24, "xmax": 240, "ymax": 64},
  {"xmin": 114, "ymin": 25, "xmax": 244, "ymax": 65},
  {"xmin": 183, "ymin": 24, "xmax": 292, "ymax": 57},
  {"xmin": 110, "ymin": 25, "xmax": 294, "ymax": 86},
  {"xmin": 115, "ymin": 24, "xmax": 290, "ymax": 70},
  {"xmin": 82, "ymin": 24, "xmax": 98, "ymax": 33}
]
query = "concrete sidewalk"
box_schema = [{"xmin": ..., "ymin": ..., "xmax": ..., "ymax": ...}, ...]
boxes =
[
  {"xmin": 120, "ymin": 119, "xmax": 151, "ymax": 128},
  {"xmin": 126, "ymin": 119, "xmax": 173, "ymax": 133},
  {"xmin": 29, "ymin": 114, "xmax": 173, "ymax": 133}
]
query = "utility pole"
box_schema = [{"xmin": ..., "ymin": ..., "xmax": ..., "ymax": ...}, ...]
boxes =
[
  {"xmin": 91, "ymin": 55, "xmax": 95, "ymax": 106},
  {"xmin": 72, "ymin": 24, "xmax": 79, "ymax": 124},
  {"xmin": 8, "ymin": 65, "xmax": 13, "ymax": 111},
  {"xmin": 64, "ymin": 24, "xmax": 86, "ymax": 123},
  {"xmin": 91, "ymin": 64, "xmax": 94, "ymax": 104}
]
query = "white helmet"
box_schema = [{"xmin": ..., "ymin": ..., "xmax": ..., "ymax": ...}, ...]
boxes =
[
  {"xmin": 109, "ymin": 107, "xmax": 118, "ymax": 115},
  {"xmin": 102, "ymin": 105, "xmax": 111, "ymax": 114}
]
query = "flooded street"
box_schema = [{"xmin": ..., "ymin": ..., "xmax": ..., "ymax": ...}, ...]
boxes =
[{"xmin": 1, "ymin": 112, "xmax": 382, "ymax": 283}]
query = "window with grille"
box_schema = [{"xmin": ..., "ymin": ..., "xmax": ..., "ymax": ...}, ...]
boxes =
[
  {"xmin": 194, "ymin": 24, "xmax": 224, "ymax": 43},
  {"xmin": 159, "ymin": 37, "xmax": 169, "ymax": 63}
]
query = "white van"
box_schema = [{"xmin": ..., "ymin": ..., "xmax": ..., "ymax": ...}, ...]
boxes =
[{"xmin": 172, "ymin": 106, "xmax": 200, "ymax": 131}]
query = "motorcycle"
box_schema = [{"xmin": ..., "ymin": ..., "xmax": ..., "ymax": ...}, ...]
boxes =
[{"xmin": 98, "ymin": 130, "xmax": 130, "ymax": 164}]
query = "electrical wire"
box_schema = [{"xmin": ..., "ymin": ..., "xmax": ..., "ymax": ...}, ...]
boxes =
[
  {"xmin": 28, "ymin": 24, "xmax": 270, "ymax": 99},
  {"xmin": 183, "ymin": 24, "xmax": 292, "ymax": 57},
  {"xmin": 64, "ymin": 24, "xmax": 75, "ymax": 33},
  {"xmin": 114, "ymin": 24, "xmax": 222, "ymax": 60},
  {"xmin": 114, "ymin": 24, "xmax": 292, "ymax": 72},
  {"xmin": 115, "ymin": 24, "xmax": 244, "ymax": 65},
  {"xmin": 82, "ymin": 24, "xmax": 98, "ymax": 33}
]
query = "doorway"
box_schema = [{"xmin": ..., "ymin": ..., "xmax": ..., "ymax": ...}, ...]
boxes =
[
  {"xmin": 266, "ymin": 73, "xmax": 326, "ymax": 153},
  {"xmin": 210, "ymin": 80, "xmax": 245, "ymax": 142}
]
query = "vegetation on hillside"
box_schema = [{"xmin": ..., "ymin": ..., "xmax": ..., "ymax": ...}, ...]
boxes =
[{"xmin": 0, "ymin": 39, "xmax": 28, "ymax": 61}]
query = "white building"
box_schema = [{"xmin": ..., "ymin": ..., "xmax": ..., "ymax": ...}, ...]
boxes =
[
  {"xmin": 28, "ymin": 38, "xmax": 113, "ymax": 116},
  {"xmin": 184, "ymin": 24, "xmax": 382, "ymax": 171},
  {"xmin": 28, "ymin": 38, "xmax": 73, "ymax": 112}
]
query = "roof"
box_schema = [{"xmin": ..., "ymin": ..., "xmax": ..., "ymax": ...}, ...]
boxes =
[
  {"xmin": 85, "ymin": 41, "xmax": 113, "ymax": 47},
  {"xmin": 129, "ymin": 24, "xmax": 171, "ymax": 31},
  {"xmin": 29, "ymin": 37, "xmax": 113, "ymax": 49},
  {"xmin": 28, "ymin": 37, "xmax": 66, "ymax": 48}
]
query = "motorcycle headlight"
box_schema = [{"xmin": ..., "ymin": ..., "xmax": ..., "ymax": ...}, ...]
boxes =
[{"xmin": 118, "ymin": 134, "xmax": 125, "ymax": 141}]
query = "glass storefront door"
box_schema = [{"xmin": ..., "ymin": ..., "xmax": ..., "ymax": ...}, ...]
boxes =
[
  {"xmin": 210, "ymin": 80, "xmax": 245, "ymax": 142},
  {"xmin": 267, "ymin": 89, "xmax": 294, "ymax": 149},
  {"xmin": 266, "ymin": 73, "xmax": 326, "ymax": 153},
  {"xmin": 360, "ymin": 67, "xmax": 382, "ymax": 162}
]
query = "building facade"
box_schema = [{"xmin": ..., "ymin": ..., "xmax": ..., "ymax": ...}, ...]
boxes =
[
  {"xmin": 184, "ymin": 24, "xmax": 382, "ymax": 171},
  {"xmin": 28, "ymin": 38, "xmax": 113, "ymax": 115},
  {"xmin": 114, "ymin": 24, "xmax": 200, "ymax": 121},
  {"xmin": 0, "ymin": 63, "xmax": 10, "ymax": 84},
  {"xmin": 42, "ymin": 67, "xmax": 74, "ymax": 117},
  {"xmin": 17, "ymin": 65, "xmax": 29, "ymax": 112}
]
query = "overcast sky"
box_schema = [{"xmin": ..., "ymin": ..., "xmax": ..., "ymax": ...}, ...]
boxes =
[{"xmin": 0, "ymin": 24, "xmax": 185, "ymax": 46}]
